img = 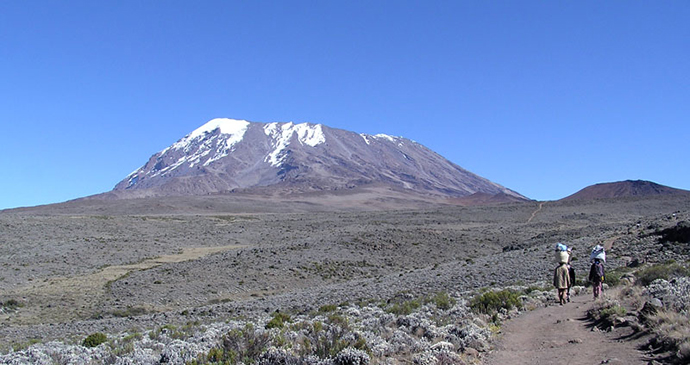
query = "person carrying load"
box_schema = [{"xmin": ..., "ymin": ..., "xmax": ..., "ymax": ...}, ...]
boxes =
[
  {"xmin": 589, "ymin": 245, "xmax": 606, "ymax": 299},
  {"xmin": 553, "ymin": 243, "xmax": 571, "ymax": 305}
]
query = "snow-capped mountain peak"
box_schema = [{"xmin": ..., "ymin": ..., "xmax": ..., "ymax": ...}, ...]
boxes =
[
  {"xmin": 114, "ymin": 118, "xmax": 527, "ymax": 201},
  {"xmin": 170, "ymin": 118, "xmax": 249, "ymax": 152}
]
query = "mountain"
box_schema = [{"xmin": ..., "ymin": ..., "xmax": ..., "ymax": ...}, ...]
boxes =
[
  {"xmin": 560, "ymin": 180, "xmax": 690, "ymax": 201},
  {"xmin": 111, "ymin": 118, "xmax": 527, "ymax": 202}
]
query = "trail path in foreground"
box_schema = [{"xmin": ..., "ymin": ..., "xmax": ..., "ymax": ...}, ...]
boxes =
[{"xmin": 482, "ymin": 293, "xmax": 649, "ymax": 365}]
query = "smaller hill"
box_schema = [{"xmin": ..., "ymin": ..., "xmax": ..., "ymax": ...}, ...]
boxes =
[{"xmin": 560, "ymin": 180, "xmax": 690, "ymax": 201}]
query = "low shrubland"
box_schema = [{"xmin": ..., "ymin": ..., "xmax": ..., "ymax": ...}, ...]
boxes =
[
  {"xmin": 9, "ymin": 260, "xmax": 690, "ymax": 364},
  {"xmin": 1, "ymin": 288, "xmax": 535, "ymax": 364}
]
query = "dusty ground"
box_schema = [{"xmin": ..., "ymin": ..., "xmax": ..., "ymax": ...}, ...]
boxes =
[
  {"xmin": 1, "ymin": 194, "xmax": 688, "ymax": 352},
  {"xmin": 483, "ymin": 291, "xmax": 652, "ymax": 365}
]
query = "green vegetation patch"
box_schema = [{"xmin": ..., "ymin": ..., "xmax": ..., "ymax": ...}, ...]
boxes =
[
  {"xmin": 431, "ymin": 291, "xmax": 457, "ymax": 310},
  {"xmin": 636, "ymin": 261, "xmax": 690, "ymax": 286},
  {"xmin": 1, "ymin": 299, "xmax": 23, "ymax": 312},
  {"xmin": 83, "ymin": 332, "xmax": 108, "ymax": 348},
  {"xmin": 265, "ymin": 312, "xmax": 292, "ymax": 329},
  {"xmin": 470, "ymin": 289, "xmax": 522, "ymax": 315},
  {"xmin": 604, "ymin": 266, "xmax": 633, "ymax": 287}
]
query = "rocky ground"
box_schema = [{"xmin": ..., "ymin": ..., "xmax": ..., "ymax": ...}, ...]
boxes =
[{"xmin": 0, "ymin": 195, "xmax": 688, "ymax": 363}]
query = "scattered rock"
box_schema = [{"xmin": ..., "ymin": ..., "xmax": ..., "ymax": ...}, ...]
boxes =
[{"xmin": 638, "ymin": 298, "xmax": 663, "ymax": 324}]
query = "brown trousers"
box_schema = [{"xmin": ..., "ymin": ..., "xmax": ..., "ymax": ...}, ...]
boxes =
[{"xmin": 558, "ymin": 288, "xmax": 567, "ymax": 304}]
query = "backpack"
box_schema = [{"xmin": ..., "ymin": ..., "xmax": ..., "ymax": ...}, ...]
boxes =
[{"xmin": 591, "ymin": 262, "xmax": 604, "ymax": 282}]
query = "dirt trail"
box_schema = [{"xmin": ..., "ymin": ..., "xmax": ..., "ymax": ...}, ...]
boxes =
[
  {"xmin": 482, "ymin": 293, "xmax": 649, "ymax": 365},
  {"xmin": 4, "ymin": 244, "xmax": 246, "ymax": 325},
  {"xmin": 527, "ymin": 202, "xmax": 544, "ymax": 223}
]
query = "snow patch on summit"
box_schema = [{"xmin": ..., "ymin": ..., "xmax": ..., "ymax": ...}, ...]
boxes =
[
  {"xmin": 263, "ymin": 122, "xmax": 325, "ymax": 166},
  {"xmin": 374, "ymin": 134, "xmax": 397, "ymax": 143},
  {"xmin": 168, "ymin": 118, "xmax": 249, "ymax": 152},
  {"xmin": 138, "ymin": 119, "xmax": 251, "ymax": 179}
]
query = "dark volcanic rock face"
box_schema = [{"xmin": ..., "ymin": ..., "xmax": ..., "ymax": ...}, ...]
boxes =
[{"xmin": 112, "ymin": 118, "xmax": 526, "ymax": 200}]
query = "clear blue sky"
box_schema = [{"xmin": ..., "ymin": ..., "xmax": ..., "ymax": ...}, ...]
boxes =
[{"xmin": 1, "ymin": 1, "xmax": 689, "ymax": 209}]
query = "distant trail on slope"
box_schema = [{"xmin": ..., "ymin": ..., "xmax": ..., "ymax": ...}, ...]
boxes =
[
  {"xmin": 527, "ymin": 202, "xmax": 544, "ymax": 223},
  {"xmin": 482, "ymin": 293, "xmax": 648, "ymax": 365},
  {"xmin": 602, "ymin": 236, "xmax": 620, "ymax": 251}
]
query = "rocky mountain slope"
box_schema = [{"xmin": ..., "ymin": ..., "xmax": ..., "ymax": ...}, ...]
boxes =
[
  {"xmin": 560, "ymin": 180, "xmax": 690, "ymax": 201},
  {"xmin": 111, "ymin": 118, "xmax": 527, "ymax": 201}
]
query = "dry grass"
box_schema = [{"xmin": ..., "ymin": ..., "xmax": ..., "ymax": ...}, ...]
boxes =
[
  {"xmin": 615, "ymin": 286, "xmax": 647, "ymax": 312},
  {"xmin": 646, "ymin": 310, "xmax": 690, "ymax": 361}
]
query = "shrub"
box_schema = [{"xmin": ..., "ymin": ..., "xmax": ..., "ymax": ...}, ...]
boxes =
[
  {"xmin": 587, "ymin": 300, "xmax": 627, "ymax": 328},
  {"xmin": 82, "ymin": 332, "xmax": 108, "ymax": 348},
  {"xmin": 599, "ymin": 304, "xmax": 627, "ymax": 320},
  {"xmin": 220, "ymin": 324, "xmax": 271, "ymax": 363},
  {"xmin": 297, "ymin": 320, "xmax": 367, "ymax": 360},
  {"xmin": 266, "ymin": 312, "xmax": 292, "ymax": 329},
  {"xmin": 637, "ymin": 263, "xmax": 690, "ymax": 286},
  {"xmin": 206, "ymin": 347, "xmax": 224, "ymax": 362},
  {"xmin": 1, "ymin": 299, "xmax": 24, "ymax": 313},
  {"xmin": 603, "ymin": 267, "xmax": 631, "ymax": 287},
  {"xmin": 470, "ymin": 289, "xmax": 522, "ymax": 315},
  {"xmin": 431, "ymin": 291, "xmax": 456, "ymax": 310}
]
